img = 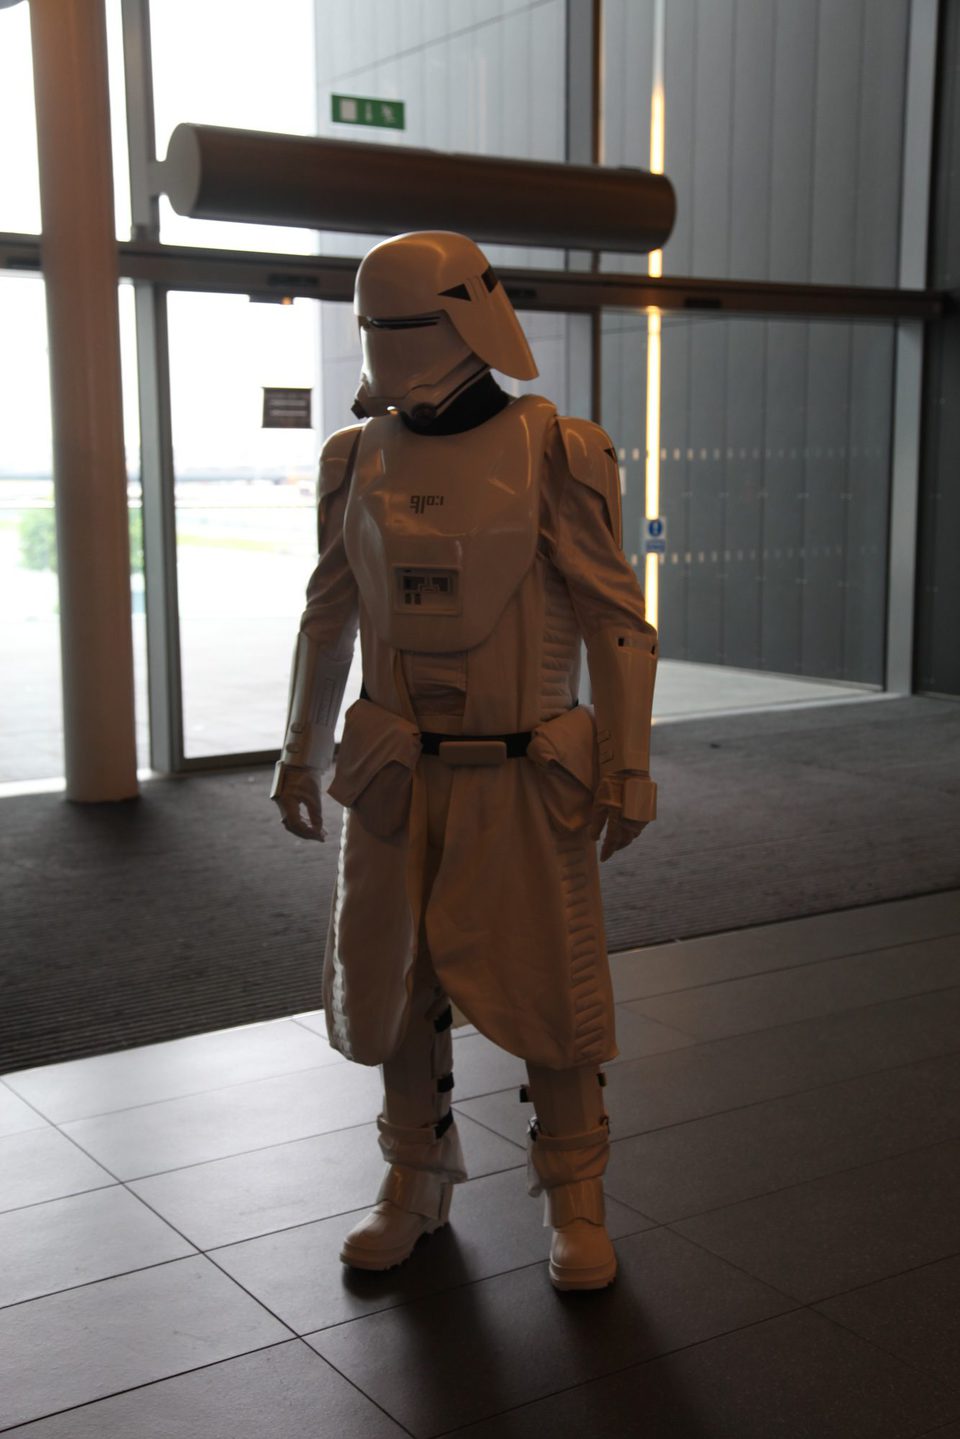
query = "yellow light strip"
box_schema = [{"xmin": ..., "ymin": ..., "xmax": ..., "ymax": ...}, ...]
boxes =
[
  {"xmin": 643, "ymin": 2, "xmax": 666, "ymax": 632},
  {"xmin": 644, "ymin": 307, "xmax": 661, "ymax": 629}
]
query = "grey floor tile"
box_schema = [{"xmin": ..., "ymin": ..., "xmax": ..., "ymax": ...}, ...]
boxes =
[
  {"xmin": 1, "ymin": 1340, "xmax": 408, "ymax": 1438},
  {"xmin": 608, "ymin": 1004, "xmax": 696, "ymax": 1060},
  {"xmin": 0, "ymin": 1255, "xmax": 290, "ymax": 1431},
  {"xmin": 449, "ymin": 1034, "xmax": 525, "ymax": 1101},
  {"xmin": 305, "ymin": 1226, "xmax": 792, "ymax": 1436},
  {"xmin": 455, "ymin": 987, "xmax": 960, "ymax": 1152},
  {"xmin": 626, "ymin": 931, "xmax": 960, "ymax": 1042},
  {"xmin": 4, "ymin": 1019, "xmax": 342, "ymax": 1124},
  {"xmin": 816, "ymin": 1254, "xmax": 960, "ymax": 1393},
  {"xmin": 211, "ymin": 1166, "xmax": 653, "ymax": 1335},
  {"xmin": 0, "ymin": 1128, "xmax": 114, "ymax": 1213},
  {"xmin": 609, "ymin": 889, "xmax": 960, "ymax": 1002},
  {"xmin": 442, "ymin": 1308, "xmax": 960, "ymax": 1439},
  {"xmin": 290, "ymin": 1010, "xmax": 326, "ymax": 1038},
  {"xmin": 673, "ymin": 1139, "xmax": 960, "ymax": 1302},
  {"xmin": 63, "ymin": 1062, "xmax": 384, "ymax": 1180},
  {"xmin": 0, "ymin": 1185, "xmax": 195, "ymax": 1309},
  {"xmin": 130, "ymin": 1113, "xmax": 523, "ymax": 1250},
  {"xmin": 0, "ymin": 1084, "xmax": 47, "ymax": 1137},
  {"xmin": 605, "ymin": 1052, "xmax": 960, "ymax": 1221},
  {"xmin": 455, "ymin": 1087, "xmax": 533, "ymax": 1147},
  {"xmin": 606, "ymin": 985, "xmax": 960, "ymax": 1138}
]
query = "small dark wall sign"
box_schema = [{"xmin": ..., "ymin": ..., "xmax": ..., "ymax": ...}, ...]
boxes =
[{"xmin": 262, "ymin": 387, "xmax": 313, "ymax": 429}]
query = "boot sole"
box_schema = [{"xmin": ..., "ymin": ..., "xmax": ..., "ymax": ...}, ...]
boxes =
[
  {"xmin": 339, "ymin": 1218, "xmax": 449, "ymax": 1272},
  {"xmin": 549, "ymin": 1255, "xmax": 618, "ymax": 1291}
]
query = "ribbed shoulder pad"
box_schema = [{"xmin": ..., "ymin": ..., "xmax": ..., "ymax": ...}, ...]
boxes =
[
  {"xmin": 556, "ymin": 416, "xmax": 622, "ymax": 545},
  {"xmin": 318, "ymin": 423, "xmax": 364, "ymax": 498}
]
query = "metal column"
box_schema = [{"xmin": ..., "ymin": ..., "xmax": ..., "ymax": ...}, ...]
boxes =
[{"xmin": 122, "ymin": 0, "xmax": 184, "ymax": 771}]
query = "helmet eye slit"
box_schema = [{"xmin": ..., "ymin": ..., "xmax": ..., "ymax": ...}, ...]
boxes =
[{"xmin": 362, "ymin": 314, "xmax": 442, "ymax": 331}]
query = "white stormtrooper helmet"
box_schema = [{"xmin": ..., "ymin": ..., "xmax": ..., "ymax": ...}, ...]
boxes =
[{"xmin": 353, "ymin": 231, "xmax": 538, "ymax": 422}]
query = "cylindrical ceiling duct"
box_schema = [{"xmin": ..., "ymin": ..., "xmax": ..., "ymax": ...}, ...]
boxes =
[{"xmin": 160, "ymin": 124, "xmax": 676, "ymax": 254}]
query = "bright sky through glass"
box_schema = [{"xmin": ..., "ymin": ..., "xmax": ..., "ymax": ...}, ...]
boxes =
[{"xmin": 0, "ymin": 0, "xmax": 323, "ymax": 476}]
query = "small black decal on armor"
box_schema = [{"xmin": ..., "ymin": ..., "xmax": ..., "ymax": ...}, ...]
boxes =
[
  {"xmin": 410, "ymin": 493, "xmax": 445, "ymax": 515},
  {"xmin": 480, "ymin": 266, "xmax": 498, "ymax": 292},
  {"xmin": 439, "ymin": 282, "xmax": 471, "ymax": 301}
]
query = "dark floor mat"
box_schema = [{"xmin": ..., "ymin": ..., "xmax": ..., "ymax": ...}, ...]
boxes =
[{"xmin": 2, "ymin": 696, "xmax": 959, "ymax": 1072}]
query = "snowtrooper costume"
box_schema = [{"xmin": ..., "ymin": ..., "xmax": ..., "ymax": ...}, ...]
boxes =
[{"xmin": 272, "ymin": 231, "xmax": 657, "ymax": 1291}]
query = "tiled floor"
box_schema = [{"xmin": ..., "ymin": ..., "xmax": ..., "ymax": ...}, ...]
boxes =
[{"xmin": 2, "ymin": 890, "xmax": 960, "ymax": 1437}]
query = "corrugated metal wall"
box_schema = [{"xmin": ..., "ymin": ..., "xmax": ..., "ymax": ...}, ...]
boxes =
[
  {"xmin": 602, "ymin": 0, "xmax": 909, "ymax": 683},
  {"xmin": 917, "ymin": 0, "xmax": 960, "ymax": 697}
]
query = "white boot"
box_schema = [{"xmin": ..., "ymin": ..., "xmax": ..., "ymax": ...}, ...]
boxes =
[
  {"xmin": 340, "ymin": 1100, "xmax": 466, "ymax": 1271},
  {"xmin": 340, "ymin": 1163, "xmax": 454, "ymax": 1270},
  {"xmin": 525, "ymin": 1065, "xmax": 616, "ymax": 1291},
  {"xmin": 543, "ymin": 1176, "xmax": 617, "ymax": 1291}
]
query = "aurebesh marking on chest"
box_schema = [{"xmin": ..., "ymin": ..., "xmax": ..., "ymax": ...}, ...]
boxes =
[{"xmin": 409, "ymin": 493, "xmax": 445, "ymax": 515}]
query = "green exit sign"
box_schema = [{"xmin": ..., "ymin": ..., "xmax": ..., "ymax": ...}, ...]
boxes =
[{"xmin": 331, "ymin": 94, "xmax": 406, "ymax": 130}]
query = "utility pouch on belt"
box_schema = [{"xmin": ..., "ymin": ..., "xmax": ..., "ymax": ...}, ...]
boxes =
[
  {"xmin": 527, "ymin": 705, "xmax": 599, "ymax": 833},
  {"xmin": 327, "ymin": 699, "xmax": 421, "ymax": 839}
]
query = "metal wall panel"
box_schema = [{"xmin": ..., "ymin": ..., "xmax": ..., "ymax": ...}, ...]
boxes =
[
  {"xmin": 722, "ymin": 320, "xmax": 766, "ymax": 668},
  {"xmin": 917, "ymin": 0, "xmax": 960, "ymax": 694},
  {"xmin": 599, "ymin": 0, "xmax": 907, "ymax": 684},
  {"xmin": 603, "ymin": 0, "xmax": 910, "ymax": 285},
  {"xmin": 604, "ymin": 311, "xmax": 895, "ymax": 683},
  {"xmin": 729, "ymin": 0, "xmax": 776, "ymax": 281}
]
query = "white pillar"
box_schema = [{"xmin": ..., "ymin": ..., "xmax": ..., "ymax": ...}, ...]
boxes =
[{"xmin": 29, "ymin": 0, "xmax": 138, "ymax": 799}]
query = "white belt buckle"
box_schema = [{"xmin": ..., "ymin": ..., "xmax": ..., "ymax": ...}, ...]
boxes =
[{"xmin": 437, "ymin": 740, "xmax": 508, "ymax": 767}]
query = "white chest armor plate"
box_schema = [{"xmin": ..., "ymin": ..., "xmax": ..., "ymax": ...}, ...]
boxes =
[{"xmin": 344, "ymin": 394, "xmax": 555, "ymax": 654}]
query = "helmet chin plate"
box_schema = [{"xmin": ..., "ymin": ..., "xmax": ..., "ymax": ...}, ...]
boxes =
[{"xmin": 353, "ymin": 357, "xmax": 488, "ymax": 425}]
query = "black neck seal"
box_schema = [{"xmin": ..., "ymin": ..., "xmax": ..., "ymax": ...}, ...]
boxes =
[{"xmin": 401, "ymin": 372, "xmax": 512, "ymax": 436}]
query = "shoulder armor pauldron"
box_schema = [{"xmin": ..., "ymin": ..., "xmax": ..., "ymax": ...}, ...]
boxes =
[
  {"xmin": 319, "ymin": 423, "xmax": 364, "ymax": 500},
  {"xmin": 556, "ymin": 416, "xmax": 623, "ymax": 546}
]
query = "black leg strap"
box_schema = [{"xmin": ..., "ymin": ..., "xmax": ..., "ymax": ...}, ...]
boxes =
[
  {"xmin": 435, "ymin": 1110, "xmax": 454, "ymax": 1140},
  {"xmin": 437, "ymin": 1072, "xmax": 455, "ymax": 1093},
  {"xmin": 433, "ymin": 1006, "xmax": 453, "ymax": 1033}
]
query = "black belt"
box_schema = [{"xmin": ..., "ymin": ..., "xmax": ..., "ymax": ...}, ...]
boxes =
[{"xmin": 419, "ymin": 729, "xmax": 531, "ymax": 758}]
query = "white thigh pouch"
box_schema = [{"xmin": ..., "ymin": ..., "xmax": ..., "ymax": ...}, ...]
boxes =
[
  {"xmin": 343, "ymin": 394, "xmax": 555, "ymax": 653},
  {"xmin": 327, "ymin": 698, "xmax": 421, "ymax": 839}
]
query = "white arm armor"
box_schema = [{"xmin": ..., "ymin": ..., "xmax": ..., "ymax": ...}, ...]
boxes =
[
  {"xmin": 276, "ymin": 632, "xmax": 352, "ymax": 773},
  {"xmin": 586, "ymin": 625, "xmax": 658, "ymax": 821}
]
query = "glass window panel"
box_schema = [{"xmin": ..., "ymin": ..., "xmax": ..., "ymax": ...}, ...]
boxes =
[
  {"xmin": 314, "ymin": 0, "xmax": 567, "ymax": 270},
  {"xmin": 0, "ymin": 277, "xmax": 143, "ymax": 782},
  {"xmin": 166, "ymin": 291, "xmax": 325, "ymax": 758},
  {"xmin": 602, "ymin": 310, "xmax": 894, "ymax": 689},
  {"xmin": 106, "ymin": 0, "xmax": 133, "ymax": 240},
  {"xmin": 150, "ymin": 0, "xmax": 568, "ymax": 268},
  {"xmin": 602, "ymin": 0, "xmax": 910, "ymax": 285},
  {"xmin": 0, "ymin": 3, "xmax": 131, "ymax": 240},
  {"xmin": 0, "ymin": 275, "xmax": 57, "ymax": 781},
  {"xmin": 0, "ymin": 4, "xmax": 41, "ymax": 235},
  {"xmin": 151, "ymin": 0, "xmax": 319, "ymax": 254}
]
